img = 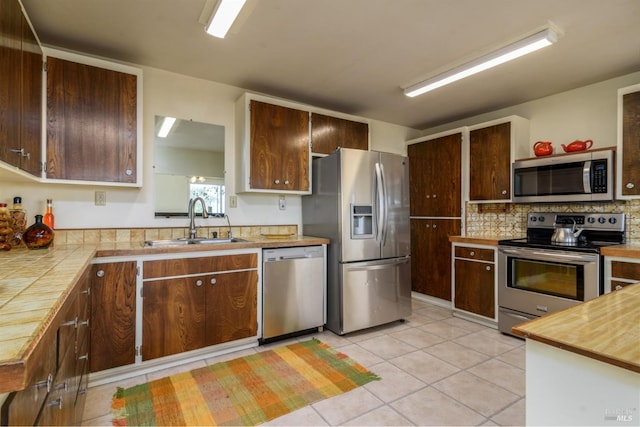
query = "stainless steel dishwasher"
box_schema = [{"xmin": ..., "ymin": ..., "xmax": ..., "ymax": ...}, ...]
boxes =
[{"xmin": 262, "ymin": 246, "xmax": 326, "ymax": 342}]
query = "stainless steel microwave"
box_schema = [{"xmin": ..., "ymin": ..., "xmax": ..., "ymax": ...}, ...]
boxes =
[{"xmin": 512, "ymin": 149, "xmax": 614, "ymax": 203}]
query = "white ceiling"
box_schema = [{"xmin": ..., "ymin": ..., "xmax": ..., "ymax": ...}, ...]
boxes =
[{"xmin": 20, "ymin": 0, "xmax": 640, "ymax": 130}]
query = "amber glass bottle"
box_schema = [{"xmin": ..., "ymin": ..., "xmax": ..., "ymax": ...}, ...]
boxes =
[
  {"xmin": 43, "ymin": 199, "xmax": 55, "ymax": 229},
  {"xmin": 23, "ymin": 215, "xmax": 54, "ymax": 249}
]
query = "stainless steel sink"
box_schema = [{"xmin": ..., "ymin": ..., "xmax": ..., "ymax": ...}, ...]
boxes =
[{"xmin": 143, "ymin": 237, "xmax": 247, "ymax": 247}]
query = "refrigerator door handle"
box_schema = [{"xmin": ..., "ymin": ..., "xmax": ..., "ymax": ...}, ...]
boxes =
[
  {"xmin": 343, "ymin": 256, "xmax": 410, "ymax": 271},
  {"xmin": 374, "ymin": 162, "xmax": 386, "ymax": 243}
]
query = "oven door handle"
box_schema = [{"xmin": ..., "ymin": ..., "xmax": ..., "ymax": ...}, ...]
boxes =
[
  {"xmin": 500, "ymin": 247, "xmax": 597, "ymax": 262},
  {"xmin": 530, "ymin": 251, "xmax": 595, "ymax": 261}
]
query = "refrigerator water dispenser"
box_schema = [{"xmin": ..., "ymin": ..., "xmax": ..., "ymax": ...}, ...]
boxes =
[{"xmin": 351, "ymin": 204, "xmax": 373, "ymax": 238}]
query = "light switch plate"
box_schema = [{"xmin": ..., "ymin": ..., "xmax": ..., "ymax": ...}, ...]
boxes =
[
  {"xmin": 229, "ymin": 195, "xmax": 237, "ymax": 208},
  {"xmin": 279, "ymin": 195, "xmax": 286, "ymax": 210}
]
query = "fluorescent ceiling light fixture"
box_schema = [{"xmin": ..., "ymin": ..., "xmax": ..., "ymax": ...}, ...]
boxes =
[
  {"xmin": 158, "ymin": 116, "xmax": 176, "ymax": 138},
  {"xmin": 404, "ymin": 27, "xmax": 558, "ymax": 97},
  {"xmin": 205, "ymin": 0, "xmax": 247, "ymax": 38}
]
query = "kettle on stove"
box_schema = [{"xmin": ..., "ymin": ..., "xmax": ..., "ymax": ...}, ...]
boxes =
[{"xmin": 551, "ymin": 218, "xmax": 584, "ymax": 245}]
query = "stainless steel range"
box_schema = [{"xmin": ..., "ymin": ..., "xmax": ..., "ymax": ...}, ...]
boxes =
[{"xmin": 497, "ymin": 212, "xmax": 625, "ymax": 336}]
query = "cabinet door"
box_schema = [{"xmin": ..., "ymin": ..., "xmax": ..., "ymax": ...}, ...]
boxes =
[
  {"xmin": 19, "ymin": 12, "xmax": 42, "ymax": 176},
  {"xmin": 249, "ymin": 100, "xmax": 310, "ymax": 191},
  {"xmin": 0, "ymin": 0, "xmax": 24, "ymax": 170},
  {"xmin": 46, "ymin": 56, "xmax": 137, "ymax": 183},
  {"xmin": 410, "ymin": 219, "xmax": 460, "ymax": 301},
  {"xmin": 311, "ymin": 113, "xmax": 368, "ymax": 154},
  {"xmin": 205, "ymin": 270, "xmax": 258, "ymax": 346},
  {"xmin": 90, "ymin": 261, "xmax": 137, "ymax": 372},
  {"xmin": 621, "ymin": 90, "xmax": 640, "ymax": 196},
  {"xmin": 408, "ymin": 133, "xmax": 461, "ymax": 217},
  {"xmin": 142, "ymin": 277, "xmax": 206, "ymax": 360},
  {"xmin": 454, "ymin": 259, "xmax": 495, "ymax": 318},
  {"xmin": 469, "ymin": 122, "xmax": 511, "ymax": 201}
]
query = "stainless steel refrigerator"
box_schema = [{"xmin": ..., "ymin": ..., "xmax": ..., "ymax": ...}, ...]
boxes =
[{"xmin": 302, "ymin": 148, "xmax": 411, "ymax": 335}]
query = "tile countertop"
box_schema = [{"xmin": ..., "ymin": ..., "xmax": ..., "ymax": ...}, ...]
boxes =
[
  {"xmin": 512, "ymin": 283, "xmax": 640, "ymax": 374},
  {"xmin": 94, "ymin": 234, "xmax": 330, "ymax": 257},
  {"xmin": 0, "ymin": 244, "xmax": 96, "ymax": 393},
  {"xmin": 0, "ymin": 234, "xmax": 329, "ymax": 393}
]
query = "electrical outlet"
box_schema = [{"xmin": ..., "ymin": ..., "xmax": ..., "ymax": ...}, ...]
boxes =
[
  {"xmin": 279, "ymin": 195, "xmax": 286, "ymax": 210},
  {"xmin": 95, "ymin": 191, "xmax": 106, "ymax": 206},
  {"xmin": 229, "ymin": 195, "xmax": 237, "ymax": 208}
]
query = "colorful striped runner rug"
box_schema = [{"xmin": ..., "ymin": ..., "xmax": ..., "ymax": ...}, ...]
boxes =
[{"xmin": 111, "ymin": 338, "xmax": 380, "ymax": 426}]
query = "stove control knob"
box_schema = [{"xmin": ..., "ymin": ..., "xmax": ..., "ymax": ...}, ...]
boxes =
[
  {"xmin": 530, "ymin": 216, "xmax": 537, "ymax": 222},
  {"xmin": 598, "ymin": 217, "xmax": 606, "ymax": 224},
  {"xmin": 587, "ymin": 217, "xmax": 596, "ymax": 224},
  {"xmin": 538, "ymin": 216, "xmax": 545, "ymax": 222},
  {"xmin": 609, "ymin": 217, "xmax": 617, "ymax": 224}
]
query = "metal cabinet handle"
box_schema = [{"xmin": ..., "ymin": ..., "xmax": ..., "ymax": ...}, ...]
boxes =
[
  {"xmin": 96, "ymin": 269, "xmax": 105, "ymax": 278},
  {"xmin": 48, "ymin": 397, "xmax": 63, "ymax": 409},
  {"xmin": 78, "ymin": 353, "xmax": 89, "ymax": 361},
  {"xmin": 425, "ymin": 195, "xmax": 430, "ymax": 199},
  {"xmin": 195, "ymin": 279, "xmax": 203, "ymax": 287},
  {"xmin": 486, "ymin": 266, "xmax": 491, "ymax": 271},
  {"xmin": 10, "ymin": 148, "xmax": 30, "ymax": 159},
  {"xmin": 79, "ymin": 319, "xmax": 90, "ymax": 327},
  {"xmin": 432, "ymin": 194, "xmax": 437, "ymax": 198},
  {"xmin": 210, "ymin": 278, "xmax": 217, "ymax": 285},
  {"xmin": 284, "ymin": 180, "xmax": 289, "ymax": 185},
  {"xmin": 501, "ymin": 190, "xmax": 507, "ymax": 195},
  {"xmin": 469, "ymin": 251, "xmax": 475, "ymax": 256},
  {"xmin": 81, "ymin": 288, "xmax": 91, "ymax": 295},
  {"xmin": 615, "ymin": 285, "xmax": 623, "ymax": 290},
  {"xmin": 52, "ymin": 381, "xmax": 68, "ymax": 392},
  {"xmin": 61, "ymin": 317, "xmax": 78, "ymax": 328},
  {"xmin": 35, "ymin": 373, "xmax": 53, "ymax": 392},
  {"xmin": 274, "ymin": 179, "xmax": 280, "ymax": 184},
  {"xmin": 432, "ymin": 224, "xmax": 437, "ymax": 228},
  {"xmin": 626, "ymin": 183, "xmax": 635, "ymax": 189}
]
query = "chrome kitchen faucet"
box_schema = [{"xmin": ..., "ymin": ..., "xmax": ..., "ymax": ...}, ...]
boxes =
[
  {"xmin": 188, "ymin": 197, "xmax": 209, "ymax": 239},
  {"xmin": 225, "ymin": 214, "xmax": 232, "ymax": 239}
]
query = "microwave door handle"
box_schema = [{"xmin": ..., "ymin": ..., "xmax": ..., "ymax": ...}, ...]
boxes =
[{"xmin": 583, "ymin": 160, "xmax": 591, "ymax": 193}]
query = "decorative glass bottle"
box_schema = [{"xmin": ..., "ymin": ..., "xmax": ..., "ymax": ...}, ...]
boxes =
[
  {"xmin": 43, "ymin": 198, "xmax": 55, "ymax": 229},
  {"xmin": 9, "ymin": 196, "xmax": 26, "ymax": 246},
  {"xmin": 23, "ymin": 215, "xmax": 55, "ymax": 249}
]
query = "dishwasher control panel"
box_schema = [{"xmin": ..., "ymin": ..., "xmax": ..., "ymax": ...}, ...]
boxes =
[{"xmin": 263, "ymin": 245, "xmax": 324, "ymax": 261}]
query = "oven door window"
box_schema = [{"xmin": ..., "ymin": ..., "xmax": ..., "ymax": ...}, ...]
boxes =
[{"xmin": 507, "ymin": 257, "xmax": 585, "ymax": 300}]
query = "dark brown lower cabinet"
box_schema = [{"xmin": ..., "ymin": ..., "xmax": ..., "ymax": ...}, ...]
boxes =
[
  {"xmin": 454, "ymin": 258, "xmax": 495, "ymax": 318},
  {"xmin": 2, "ymin": 267, "xmax": 91, "ymax": 426},
  {"xmin": 142, "ymin": 266, "xmax": 258, "ymax": 361},
  {"xmin": 90, "ymin": 261, "xmax": 137, "ymax": 372},
  {"xmin": 609, "ymin": 259, "xmax": 640, "ymax": 291},
  {"xmin": 410, "ymin": 219, "xmax": 460, "ymax": 301}
]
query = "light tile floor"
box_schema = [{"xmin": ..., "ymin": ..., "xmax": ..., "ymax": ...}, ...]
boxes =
[{"xmin": 81, "ymin": 299, "xmax": 525, "ymax": 426}]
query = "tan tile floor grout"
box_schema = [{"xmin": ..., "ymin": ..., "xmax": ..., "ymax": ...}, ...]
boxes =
[{"xmin": 81, "ymin": 299, "xmax": 525, "ymax": 426}]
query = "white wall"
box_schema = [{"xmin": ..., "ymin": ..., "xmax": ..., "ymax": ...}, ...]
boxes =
[
  {"xmin": 0, "ymin": 64, "xmax": 419, "ymax": 231},
  {"xmin": 420, "ymin": 71, "xmax": 640, "ymax": 160}
]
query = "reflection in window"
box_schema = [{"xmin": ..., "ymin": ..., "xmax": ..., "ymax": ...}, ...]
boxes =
[{"xmin": 190, "ymin": 181, "xmax": 225, "ymax": 214}]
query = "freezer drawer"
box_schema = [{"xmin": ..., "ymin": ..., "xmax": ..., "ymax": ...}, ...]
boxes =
[
  {"xmin": 262, "ymin": 246, "xmax": 326, "ymax": 340},
  {"xmin": 338, "ymin": 256, "xmax": 411, "ymax": 334}
]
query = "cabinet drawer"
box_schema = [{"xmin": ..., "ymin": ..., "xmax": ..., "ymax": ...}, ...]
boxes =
[
  {"xmin": 454, "ymin": 246, "xmax": 494, "ymax": 262},
  {"xmin": 611, "ymin": 261, "xmax": 640, "ymax": 280},
  {"xmin": 143, "ymin": 253, "xmax": 257, "ymax": 279},
  {"xmin": 611, "ymin": 280, "xmax": 636, "ymax": 291}
]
